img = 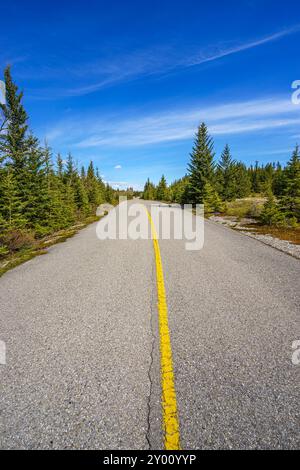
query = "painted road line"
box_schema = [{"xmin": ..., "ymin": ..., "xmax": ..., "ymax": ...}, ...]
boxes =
[{"xmin": 146, "ymin": 208, "xmax": 181, "ymax": 450}]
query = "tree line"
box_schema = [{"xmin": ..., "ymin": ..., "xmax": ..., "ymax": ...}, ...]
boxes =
[
  {"xmin": 142, "ymin": 122, "xmax": 300, "ymax": 227},
  {"xmin": 0, "ymin": 67, "xmax": 116, "ymax": 256}
]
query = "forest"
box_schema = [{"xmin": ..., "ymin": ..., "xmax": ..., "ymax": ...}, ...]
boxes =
[
  {"xmin": 1, "ymin": 65, "xmax": 299, "ymax": 268},
  {"xmin": 143, "ymin": 123, "xmax": 300, "ymax": 228},
  {"xmin": 0, "ymin": 67, "xmax": 119, "ymax": 260}
]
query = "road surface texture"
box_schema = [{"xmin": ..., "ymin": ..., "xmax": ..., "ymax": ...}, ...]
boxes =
[{"xmin": 0, "ymin": 201, "xmax": 299, "ymax": 449}]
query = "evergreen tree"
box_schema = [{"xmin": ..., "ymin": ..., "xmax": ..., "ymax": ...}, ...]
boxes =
[
  {"xmin": 46, "ymin": 173, "xmax": 69, "ymax": 230},
  {"xmin": 203, "ymin": 182, "xmax": 224, "ymax": 214},
  {"xmin": 259, "ymin": 163, "xmax": 275, "ymax": 195},
  {"xmin": 0, "ymin": 67, "xmax": 115, "ymax": 250},
  {"xmin": 65, "ymin": 153, "xmax": 76, "ymax": 184},
  {"xmin": 104, "ymin": 183, "xmax": 115, "ymax": 204},
  {"xmin": 73, "ymin": 175, "xmax": 89, "ymax": 216},
  {"xmin": 187, "ymin": 123, "xmax": 216, "ymax": 204},
  {"xmin": 273, "ymin": 162, "xmax": 285, "ymax": 196},
  {"xmin": 0, "ymin": 210, "xmax": 7, "ymax": 231},
  {"xmin": 96, "ymin": 168, "xmax": 106, "ymax": 195},
  {"xmin": 234, "ymin": 163, "xmax": 252, "ymax": 198},
  {"xmin": 156, "ymin": 175, "xmax": 169, "ymax": 201},
  {"xmin": 216, "ymin": 144, "xmax": 236, "ymax": 201},
  {"xmin": 0, "ymin": 169, "xmax": 26, "ymax": 229},
  {"xmin": 22, "ymin": 135, "xmax": 51, "ymax": 229},
  {"xmin": 260, "ymin": 189, "xmax": 285, "ymax": 227},
  {"xmin": 169, "ymin": 176, "xmax": 189, "ymax": 204},
  {"xmin": 56, "ymin": 153, "xmax": 64, "ymax": 179},
  {"xmin": 280, "ymin": 145, "xmax": 300, "ymax": 222},
  {"xmin": 63, "ymin": 182, "xmax": 76, "ymax": 225},
  {"xmin": 43, "ymin": 141, "xmax": 53, "ymax": 192},
  {"xmin": 0, "ymin": 66, "xmax": 29, "ymax": 174},
  {"xmin": 86, "ymin": 161, "xmax": 102, "ymax": 209},
  {"xmin": 250, "ymin": 161, "xmax": 262, "ymax": 194},
  {"xmin": 142, "ymin": 178, "xmax": 156, "ymax": 200}
]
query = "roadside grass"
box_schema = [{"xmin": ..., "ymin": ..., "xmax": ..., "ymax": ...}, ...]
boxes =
[
  {"xmin": 0, "ymin": 215, "xmax": 101, "ymax": 278},
  {"xmin": 223, "ymin": 197, "xmax": 266, "ymax": 219},
  {"xmin": 218, "ymin": 197, "xmax": 300, "ymax": 246}
]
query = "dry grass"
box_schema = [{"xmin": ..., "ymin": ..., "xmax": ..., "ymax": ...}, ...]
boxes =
[
  {"xmin": 241, "ymin": 224, "xmax": 300, "ymax": 245},
  {"xmin": 0, "ymin": 215, "xmax": 101, "ymax": 277},
  {"xmin": 220, "ymin": 197, "xmax": 300, "ymax": 246},
  {"xmin": 224, "ymin": 197, "xmax": 266, "ymax": 219}
]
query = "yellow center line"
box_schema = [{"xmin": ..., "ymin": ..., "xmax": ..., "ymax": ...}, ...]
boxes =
[{"xmin": 146, "ymin": 208, "xmax": 181, "ymax": 450}]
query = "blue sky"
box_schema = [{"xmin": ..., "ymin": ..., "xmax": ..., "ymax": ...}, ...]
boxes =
[{"xmin": 1, "ymin": 0, "xmax": 300, "ymax": 189}]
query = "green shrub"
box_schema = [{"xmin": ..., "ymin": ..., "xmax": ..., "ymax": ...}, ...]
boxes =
[
  {"xmin": 203, "ymin": 182, "xmax": 224, "ymax": 214},
  {"xmin": 0, "ymin": 245, "xmax": 9, "ymax": 258},
  {"xmin": 34, "ymin": 225, "xmax": 53, "ymax": 239},
  {"xmin": 287, "ymin": 216, "xmax": 298, "ymax": 228},
  {"xmin": 225, "ymin": 198, "xmax": 265, "ymax": 220},
  {"xmin": 260, "ymin": 192, "xmax": 286, "ymax": 227}
]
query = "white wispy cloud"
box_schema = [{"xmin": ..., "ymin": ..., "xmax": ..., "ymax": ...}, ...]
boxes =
[
  {"xmin": 250, "ymin": 148, "xmax": 295, "ymax": 157},
  {"xmin": 43, "ymin": 96, "xmax": 300, "ymax": 150},
  {"xmin": 60, "ymin": 24, "xmax": 300, "ymax": 97},
  {"xmin": 114, "ymin": 165, "xmax": 122, "ymax": 169},
  {"xmin": 184, "ymin": 26, "xmax": 300, "ymax": 68},
  {"xmin": 210, "ymin": 118, "xmax": 300, "ymax": 135}
]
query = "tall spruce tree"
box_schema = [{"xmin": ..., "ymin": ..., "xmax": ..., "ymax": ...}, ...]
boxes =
[
  {"xmin": 260, "ymin": 188, "xmax": 284, "ymax": 227},
  {"xmin": 0, "ymin": 169, "xmax": 26, "ymax": 229},
  {"xmin": 56, "ymin": 153, "xmax": 64, "ymax": 179},
  {"xmin": 86, "ymin": 161, "xmax": 102, "ymax": 209},
  {"xmin": 273, "ymin": 162, "xmax": 285, "ymax": 196},
  {"xmin": 216, "ymin": 144, "xmax": 236, "ymax": 201},
  {"xmin": 156, "ymin": 175, "xmax": 169, "ymax": 201},
  {"xmin": 47, "ymin": 171, "xmax": 69, "ymax": 230},
  {"xmin": 143, "ymin": 178, "xmax": 156, "ymax": 200},
  {"xmin": 105, "ymin": 183, "xmax": 115, "ymax": 204},
  {"xmin": 0, "ymin": 66, "xmax": 29, "ymax": 175},
  {"xmin": 187, "ymin": 123, "xmax": 215, "ymax": 204},
  {"xmin": 43, "ymin": 141, "xmax": 53, "ymax": 192},
  {"xmin": 234, "ymin": 163, "xmax": 252, "ymax": 198},
  {"xmin": 280, "ymin": 145, "xmax": 300, "ymax": 222},
  {"xmin": 73, "ymin": 175, "xmax": 89, "ymax": 216},
  {"xmin": 22, "ymin": 135, "xmax": 51, "ymax": 229},
  {"xmin": 65, "ymin": 153, "xmax": 76, "ymax": 185},
  {"xmin": 250, "ymin": 161, "xmax": 260, "ymax": 194}
]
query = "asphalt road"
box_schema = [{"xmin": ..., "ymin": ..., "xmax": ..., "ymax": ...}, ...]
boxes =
[{"xmin": 0, "ymin": 201, "xmax": 299, "ymax": 449}]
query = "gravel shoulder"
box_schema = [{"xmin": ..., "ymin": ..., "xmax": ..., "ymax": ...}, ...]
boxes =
[{"xmin": 209, "ymin": 215, "xmax": 300, "ymax": 260}]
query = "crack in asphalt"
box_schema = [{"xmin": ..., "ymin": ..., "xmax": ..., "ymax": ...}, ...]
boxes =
[{"xmin": 146, "ymin": 257, "xmax": 157, "ymax": 449}]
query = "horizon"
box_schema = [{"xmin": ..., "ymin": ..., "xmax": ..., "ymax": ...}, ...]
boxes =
[{"xmin": 1, "ymin": 0, "xmax": 300, "ymax": 190}]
